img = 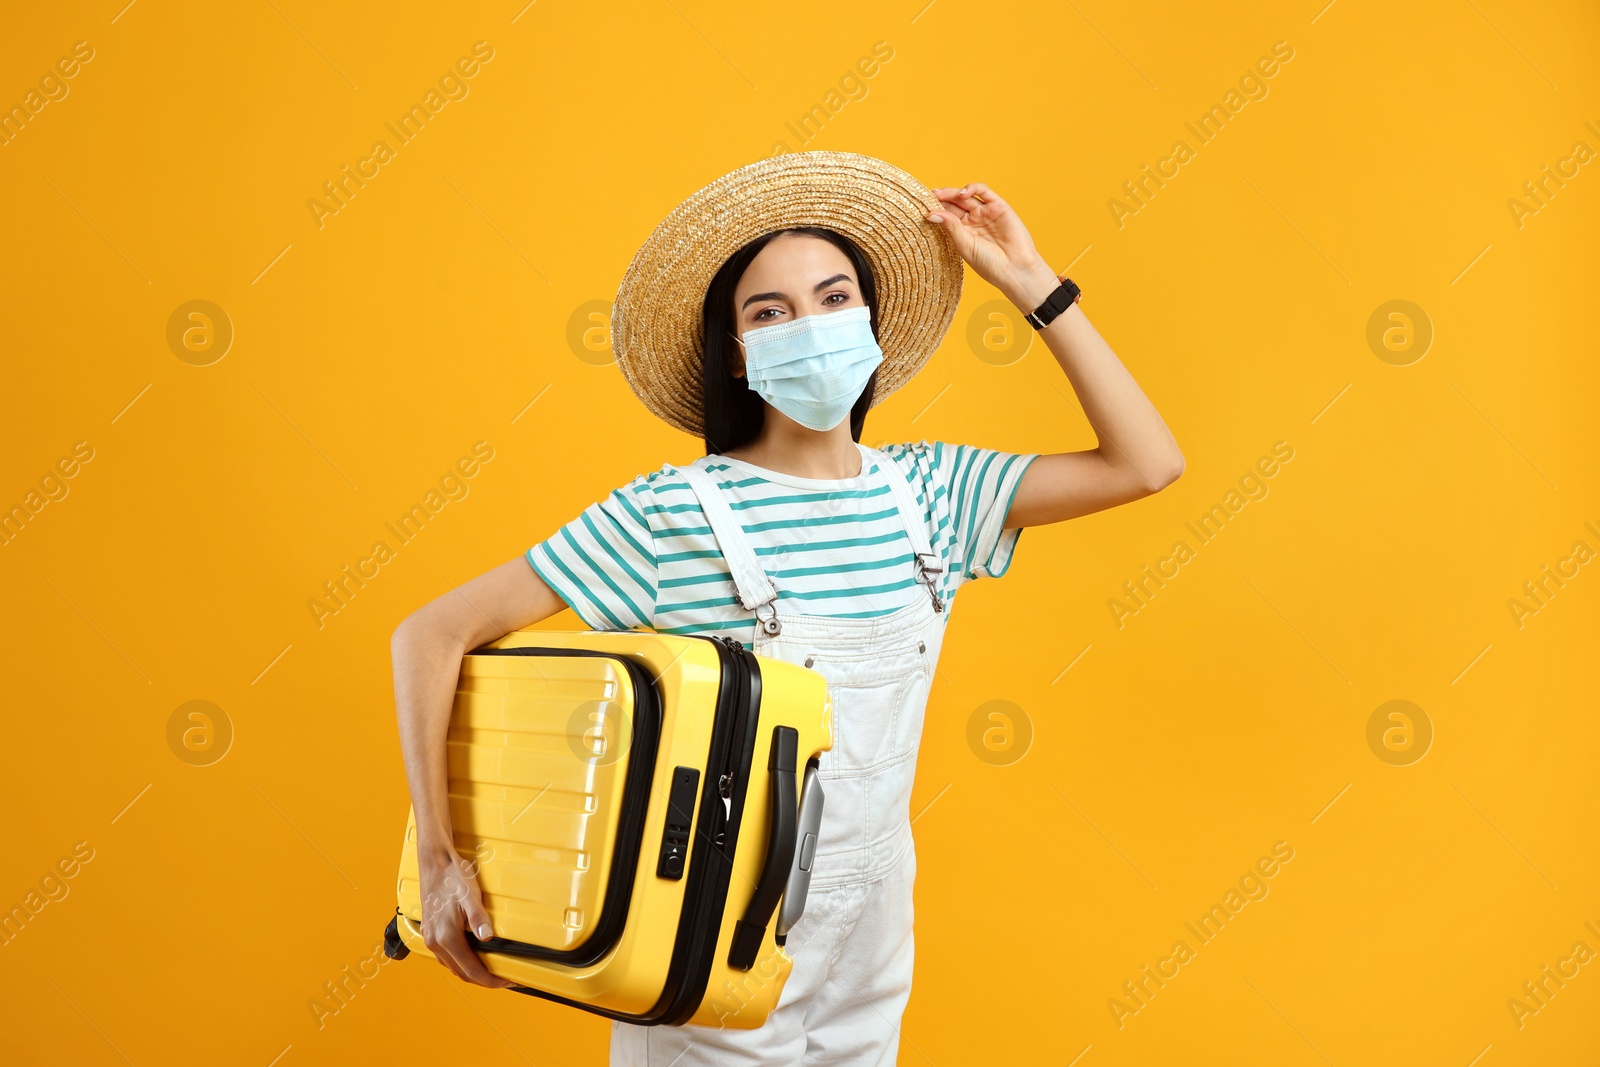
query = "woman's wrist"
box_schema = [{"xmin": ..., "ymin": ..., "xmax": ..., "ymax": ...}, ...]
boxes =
[
  {"xmin": 1003, "ymin": 258, "xmax": 1064, "ymax": 314},
  {"xmin": 416, "ymin": 832, "xmax": 461, "ymax": 873}
]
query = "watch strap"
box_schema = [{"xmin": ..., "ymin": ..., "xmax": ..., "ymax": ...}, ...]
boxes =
[{"xmin": 1024, "ymin": 277, "xmax": 1082, "ymax": 330}]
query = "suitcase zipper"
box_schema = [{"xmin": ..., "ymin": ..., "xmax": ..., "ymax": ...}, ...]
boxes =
[
  {"xmin": 712, "ymin": 636, "xmax": 747, "ymax": 848},
  {"xmin": 715, "ymin": 772, "xmax": 734, "ymax": 846}
]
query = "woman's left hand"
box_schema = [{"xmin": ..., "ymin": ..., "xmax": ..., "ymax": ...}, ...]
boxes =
[{"xmin": 927, "ymin": 183, "xmax": 1059, "ymax": 309}]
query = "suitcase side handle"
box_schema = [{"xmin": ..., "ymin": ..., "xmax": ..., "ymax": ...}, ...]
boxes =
[{"xmin": 726, "ymin": 725, "xmax": 799, "ymax": 971}]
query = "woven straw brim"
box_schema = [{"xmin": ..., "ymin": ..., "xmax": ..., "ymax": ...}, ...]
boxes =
[{"xmin": 611, "ymin": 151, "xmax": 964, "ymax": 438}]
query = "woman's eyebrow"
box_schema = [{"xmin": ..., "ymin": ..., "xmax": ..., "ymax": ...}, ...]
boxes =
[{"xmin": 740, "ymin": 273, "xmax": 855, "ymax": 310}]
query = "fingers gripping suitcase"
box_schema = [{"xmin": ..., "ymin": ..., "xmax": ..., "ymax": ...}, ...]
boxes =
[{"xmin": 382, "ymin": 628, "xmax": 833, "ymax": 1028}]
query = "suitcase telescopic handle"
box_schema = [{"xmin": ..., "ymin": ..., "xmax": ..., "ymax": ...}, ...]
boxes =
[
  {"xmin": 727, "ymin": 726, "xmax": 800, "ymax": 971},
  {"xmin": 774, "ymin": 758, "xmax": 823, "ymax": 945}
]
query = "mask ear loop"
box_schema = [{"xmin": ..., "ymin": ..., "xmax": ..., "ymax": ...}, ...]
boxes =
[{"xmin": 727, "ymin": 332, "xmax": 748, "ymax": 380}]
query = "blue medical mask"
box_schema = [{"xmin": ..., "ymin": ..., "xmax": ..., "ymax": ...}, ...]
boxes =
[{"xmin": 733, "ymin": 305, "xmax": 884, "ymax": 432}]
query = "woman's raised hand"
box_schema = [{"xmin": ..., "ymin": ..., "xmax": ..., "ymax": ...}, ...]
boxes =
[{"xmin": 927, "ymin": 183, "xmax": 1059, "ymax": 310}]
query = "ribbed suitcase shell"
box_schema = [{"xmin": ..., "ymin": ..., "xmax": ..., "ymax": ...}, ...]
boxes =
[{"xmin": 387, "ymin": 628, "xmax": 832, "ymax": 1028}]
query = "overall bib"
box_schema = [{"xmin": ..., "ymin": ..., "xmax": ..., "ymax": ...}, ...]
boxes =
[{"xmin": 611, "ymin": 443, "xmax": 949, "ymax": 1066}]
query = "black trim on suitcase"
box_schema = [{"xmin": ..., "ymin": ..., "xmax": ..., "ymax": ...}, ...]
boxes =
[{"xmin": 456, "ymin": 647, "xmax": 663, "ymax": 968}]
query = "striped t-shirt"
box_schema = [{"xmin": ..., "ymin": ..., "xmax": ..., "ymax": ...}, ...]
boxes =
[{"xmin": 526, "ymin": 440, "xmax": 1038, "ymax": 650}]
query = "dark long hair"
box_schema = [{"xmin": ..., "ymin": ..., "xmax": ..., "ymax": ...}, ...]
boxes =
[{"xmin": 700, "ymin": 227, "xmax": 880, "ymax": 455}]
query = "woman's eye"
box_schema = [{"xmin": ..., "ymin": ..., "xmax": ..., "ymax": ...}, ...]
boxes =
[
  {"xmin": 753, "ymin": 308, "xmax": 780, "ymax": 322},
  {"xmin": 823, "ymin": 292, "xmax": 847, "ymax": 305}
]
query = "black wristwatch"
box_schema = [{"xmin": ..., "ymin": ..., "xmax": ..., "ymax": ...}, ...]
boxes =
[{"xmin": 1024, "ymin": 276, "xmax": 1082, "ymax": 330}]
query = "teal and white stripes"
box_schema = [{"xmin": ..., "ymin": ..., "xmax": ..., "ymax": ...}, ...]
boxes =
[{"xmin": 526, "ymin": 440, "xmax": 1037, "ymax": 648}]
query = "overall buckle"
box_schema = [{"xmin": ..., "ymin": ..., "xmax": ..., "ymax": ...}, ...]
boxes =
[
  {"xmin": 754, "ymin": 600, "xmax": 782, "ymax": 635},
  {"xmin": 914, "ymin": 552, "xmax": 945, "ymax": 613}
]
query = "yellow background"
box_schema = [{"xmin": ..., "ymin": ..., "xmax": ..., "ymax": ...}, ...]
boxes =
[{"xmin": 2, "ymin": 1, "xmax": 1596, "ymax": 1063}]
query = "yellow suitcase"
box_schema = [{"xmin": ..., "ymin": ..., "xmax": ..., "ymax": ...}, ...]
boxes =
[{"xmin": 382, "ymin": 629, "xmax": 833, "ymax": 1028}]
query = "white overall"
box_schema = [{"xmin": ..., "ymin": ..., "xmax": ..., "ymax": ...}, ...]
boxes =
[{"xmin": 611, "ymin": 443, "xmax": 949, "ymax": 1066}]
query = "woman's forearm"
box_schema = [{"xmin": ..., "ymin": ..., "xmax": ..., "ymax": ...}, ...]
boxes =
[
  {"xmin": 390, "ymin": 556, "xmax": 567, "ymax": 875},
  {"xmin": 1003, "ymin": 261, "xmax": 1185, "ymax": 489},
  {"xmin": 392, "ymin": 607, "xmax": 471, "ymax": 871}
]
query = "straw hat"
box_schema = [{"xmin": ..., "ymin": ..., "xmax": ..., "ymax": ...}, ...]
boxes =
[{"xmin": 610, "ymin": 150, "xmax": 964, "ymax": 438}]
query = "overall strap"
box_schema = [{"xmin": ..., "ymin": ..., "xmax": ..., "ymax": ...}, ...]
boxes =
[
  {"xmin": 676, "ymin": 460, "xmax": 784, "ymax": 634},
  {"xmin": 861, "ymin": 444, "xmax": 945, "ymax": 611}
]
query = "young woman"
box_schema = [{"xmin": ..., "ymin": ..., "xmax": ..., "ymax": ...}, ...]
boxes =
[{"xmin": 391, "ymin": 152, "xmax": 1183, "ymax": 1065}]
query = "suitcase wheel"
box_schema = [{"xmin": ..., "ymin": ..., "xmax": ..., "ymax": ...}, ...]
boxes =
[{"xmin": 383, "ymin": 914, "xmax": 410, "ymax": 961}]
